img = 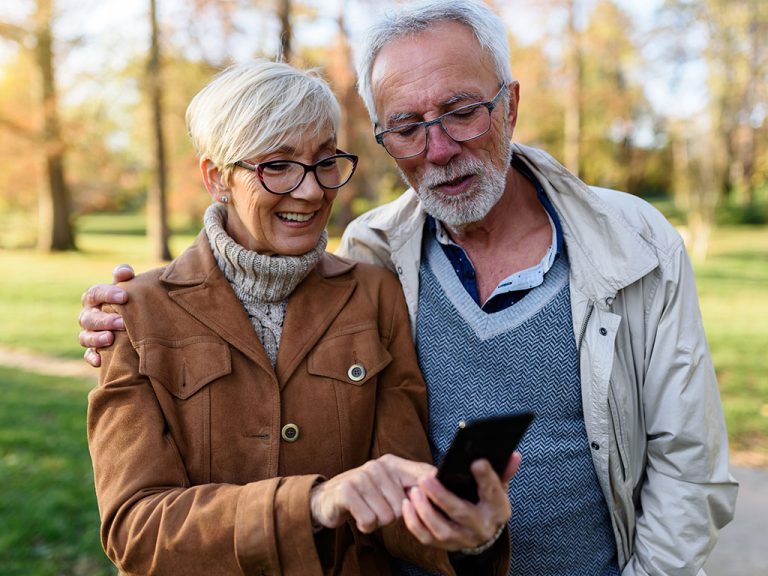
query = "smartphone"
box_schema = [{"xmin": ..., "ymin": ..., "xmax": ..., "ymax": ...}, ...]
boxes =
[{"xmin": 435, "ymin": 411, "xmax": 535, "ymax": 503}]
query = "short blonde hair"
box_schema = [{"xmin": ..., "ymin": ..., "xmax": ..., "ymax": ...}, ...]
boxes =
[{"xmin": 186, "ymin": 60, "xmax": 341, "ymax": 183}]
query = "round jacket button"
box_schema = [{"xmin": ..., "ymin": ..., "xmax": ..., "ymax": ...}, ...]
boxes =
[
  {"xmin": 281, "ymin": 423, "xmax": 300, "ymax": 442},
  {"xmin": 590, "ymin": 441, "xmax": 600, "ymax": 450},
  {"xmin": 348, "ymin": 364, "xmax": 366, "ymax": 382},
  {"xmin": 599, "ymin": 327, "xmax": 608, "ymax": 336}
]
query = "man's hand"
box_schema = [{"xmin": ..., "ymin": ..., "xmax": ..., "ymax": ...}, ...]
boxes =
[
  {"xmin": 78, "ymin": 264, "xmax": 135, "ymax": 367},
  {"xmin": 402, "ymin": 452, "xmax": 521, "ymax": 551},
  {"xmin": 310, "ymin": 454, "xmax": 436, "ymax": 534}
]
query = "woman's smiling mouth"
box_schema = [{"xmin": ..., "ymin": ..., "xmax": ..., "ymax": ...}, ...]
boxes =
[{"xmin": 277, "ymin": 211, "xmax": 315, "ymax": 223}]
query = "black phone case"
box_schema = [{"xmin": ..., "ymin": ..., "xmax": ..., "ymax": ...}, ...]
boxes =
[{"xmin": 435, "ymin": 411, "xmax": 535, "ymax": 503}]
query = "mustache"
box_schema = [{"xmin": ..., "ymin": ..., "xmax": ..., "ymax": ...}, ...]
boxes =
[{"xmin": 421, "ymin": 158, "xmax": 486, "ymax": 190}]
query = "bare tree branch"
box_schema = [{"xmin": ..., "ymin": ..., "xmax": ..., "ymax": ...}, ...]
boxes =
[
  {"xmin": 0, "ymin": 20, "xmax": 29, "ymax": 44},
  {"xmin": 0, "ymin": 115, "xmax": 38, "ymax": 140}
]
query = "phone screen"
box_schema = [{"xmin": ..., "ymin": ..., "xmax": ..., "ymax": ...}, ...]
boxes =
[{"xmin": 435, "ymin": 411, "xmax": 535, "ymax": 503}]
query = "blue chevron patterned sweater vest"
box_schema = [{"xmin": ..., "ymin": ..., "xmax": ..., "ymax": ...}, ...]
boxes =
[{"xmin": 397, "ymin": 238, "xmax": 619, "ymax": 576}]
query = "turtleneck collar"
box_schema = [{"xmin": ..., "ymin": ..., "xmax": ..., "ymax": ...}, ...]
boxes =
[{"xmin": 203, "ymin": 202, "xmax": 327, "ymax": 304}]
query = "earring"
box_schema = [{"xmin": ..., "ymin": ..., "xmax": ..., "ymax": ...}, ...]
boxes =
[{"xmin": 220, "ymin": 195, "xmax": 229, "ymax": 204}]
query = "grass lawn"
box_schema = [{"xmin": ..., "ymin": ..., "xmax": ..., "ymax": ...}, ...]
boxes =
[
  {"xmin": 0, "ymin": 366, "xmax": 115, "ymax": 575},
  {"xmin": 692, "ymin": 226, "xmax": 768, "ymax": 457},
  {"xmin": 0, "ymin": 214, "xmax": 766, "ymax": 452},
  {"xmin": 0, "ymin": 213, "xmax": 765, "ymax": 574},
  {"xmin": 0, "ymin": 214, "xmax": 196, "ymax": 360}
]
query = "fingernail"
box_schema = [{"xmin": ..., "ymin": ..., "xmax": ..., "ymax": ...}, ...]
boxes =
[
  {"xmin": 111, "ymin": 289, "xmax": 128, "ymax": 304},
  {"xmin": 114, "ymin": 317, "xmax": 125, "ymax": 329},
  {"xmin": 98, "ymin": 333, "xmax": 111, "ymax": 346}
]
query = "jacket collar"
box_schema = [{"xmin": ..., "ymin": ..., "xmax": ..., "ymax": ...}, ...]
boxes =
[
  {"xmin": 160, "ymin": 231, "xmax": 356, "ymax": 285},
  {"xmin": 160, "ymin": 231, "xmax": 357, "ymax": 383},
  {"xmin": 512, "ymin": 143, "xmax": 658, "ymax": 301},
  {"xmin": 362, "ymin": 143, "xmax": 659, "ymax": 302}
]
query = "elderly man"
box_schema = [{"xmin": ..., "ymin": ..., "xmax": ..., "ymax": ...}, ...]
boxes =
[{"xmin": 80, "ymin": 1, "xmax": 736, "ymax": 574}]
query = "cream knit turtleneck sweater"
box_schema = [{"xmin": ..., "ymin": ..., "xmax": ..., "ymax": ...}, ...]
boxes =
[{"xmin": 203, "ymin": 203, "xmax": 327, "ymax": 366}]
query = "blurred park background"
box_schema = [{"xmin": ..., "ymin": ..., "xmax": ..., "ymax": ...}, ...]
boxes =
[{"xmin": 0, "ymin": 0, "xmax": 766, "ymax": 573}]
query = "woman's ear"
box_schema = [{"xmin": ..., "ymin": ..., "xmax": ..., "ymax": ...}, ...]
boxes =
[{"xmin": 200, "ymin": 157, "xmax": 229, "ymax": 203}]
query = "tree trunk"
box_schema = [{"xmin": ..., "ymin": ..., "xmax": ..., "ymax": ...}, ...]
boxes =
[
  {"xmin": 735, "ymin": 0, "xmax": 761, "ymax": 208},
  {"xmin": 35, "ymin": 0, "xmax": 75, "ymax": 251},
  {"xmin": 563, "ymin": 0, "xmax": 581, "ymax": 176},
  {"xmin": 277, "ymin": 0, "xmax": 292, "ymax": 63},
  {"xmin": 670, "ymin": 121, "xmax": 692, "ymax": 212},
  {"xmin": 148, "ymin": 0, "xmax": 171, "ymax": 261},
  {"xmin": 329, "ymin": 4, "xmax": 356, "ymax": 230}
]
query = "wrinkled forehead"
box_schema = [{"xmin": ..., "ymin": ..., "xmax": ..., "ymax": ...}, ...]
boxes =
[
  {"xmin": 257, "ymin": 126, "xmax": 338, "ymax": 159},
  {"xmin": 370, "ymin": 22, "xmax": 498, "ymax": 123}
]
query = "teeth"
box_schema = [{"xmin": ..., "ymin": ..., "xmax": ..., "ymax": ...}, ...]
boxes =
[
  {"xmin": 278, "ymin": 212, "xmax": 313, "ymax": 222},
  {"xmin": 438, "ymin": 175, "xmax": 469, "ymax": 187}
]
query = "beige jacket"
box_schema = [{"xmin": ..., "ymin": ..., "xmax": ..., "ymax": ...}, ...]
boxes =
[
  {"xmin": 338, "ymin": 143, "xmax": 738, "ymax": 576},
  {"xmin": 88, "ymin": 232, "xmax": 507, "ymax": 575}
]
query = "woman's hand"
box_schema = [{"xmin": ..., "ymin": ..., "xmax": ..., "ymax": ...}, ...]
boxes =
[
  {"xmin": 402, "ymin": 452, "xmax": 521, "ymax": 551},
  {"xmin": 78, "ymin": 264, "xmax": 135, "ymax": 367},
  {"xmin": 310, "ymin": 454, "xmax": 436, "ymax": 534}
]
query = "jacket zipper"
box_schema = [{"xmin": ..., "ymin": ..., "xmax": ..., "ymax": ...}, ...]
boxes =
[{"xmin": 576, "ymin": 301, "xmax": 595, "ymax": 352}]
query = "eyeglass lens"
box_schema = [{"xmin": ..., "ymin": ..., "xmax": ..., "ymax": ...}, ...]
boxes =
[
  {"xmin": 261, "ymin": 156, "xmax": 356, "ymax": 194},
  {"xmin": 381, "ymin": 104, "xmax": 492, "ymax": 158}
]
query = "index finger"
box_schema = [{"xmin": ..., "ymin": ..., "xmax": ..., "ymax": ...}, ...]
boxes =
[
  {"xmin": 379, "ymin": 454, "xmax": 437, "ymax": 487},
  {"xmin": 81, "ymin": 284, "xmax": 128, "ymax": 308}
]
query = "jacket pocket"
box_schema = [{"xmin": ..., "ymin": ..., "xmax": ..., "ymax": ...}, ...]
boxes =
[
  {"xmin": 607, "ymin": 381, "xmax": 629, "ymax": 482},
  {"xmin": 307, "ymin": 324, "xmax": 392, "ymax": 386},
  {"xmin": 138, "ymin": 336, "xmax": 232, "ymax": 399}
]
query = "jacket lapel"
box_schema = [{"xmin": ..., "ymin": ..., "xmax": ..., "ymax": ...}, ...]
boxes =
[
  {"xmin": 512, "ymin": 143, "xmax": 659, "ymax": 301},
  {"xmin": 275, "ymin": 254, "xmax": 356, "ymax": 387},
  {"xmin": 161, "ymin": 232, "xmax": 275, "ymax": 375}
]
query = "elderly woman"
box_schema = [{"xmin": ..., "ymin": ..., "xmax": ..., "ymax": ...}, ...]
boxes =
[{"xmin": 88, "ymin": 61, "xmax": 512, "ymax": 576}]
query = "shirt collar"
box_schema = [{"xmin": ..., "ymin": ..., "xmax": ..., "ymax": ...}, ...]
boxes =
[{"xmin": 427, "ymin": 153, "xmax": 564, "ymax": 298}]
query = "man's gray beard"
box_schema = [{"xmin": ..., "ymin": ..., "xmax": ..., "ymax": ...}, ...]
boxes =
[{"xmin": 401, "ymin": 140, "xmax": 511, "ymax": 228}]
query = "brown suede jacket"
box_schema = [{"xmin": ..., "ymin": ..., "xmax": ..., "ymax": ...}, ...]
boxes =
[{"xmin": 88, "ymin": 231, "xmax": 487, "ymax": 575}]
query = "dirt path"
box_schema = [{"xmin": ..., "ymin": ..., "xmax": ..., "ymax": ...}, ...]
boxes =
[
  {"xmin": 704, "ymin": 465, "xmax": 768, "ymax": 576},
  {"xmin": 0, "ymin": 346, "xmax": 97, "ymax": 382}
]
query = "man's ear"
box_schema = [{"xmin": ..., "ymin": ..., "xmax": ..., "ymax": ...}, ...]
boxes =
[
  {"xmin": 506, "ymin": 81, "xmax": 520, "ymax": 134},
  {"xmin": 200, "ymin": 157, "xmax": 228, "ymax": 201}
]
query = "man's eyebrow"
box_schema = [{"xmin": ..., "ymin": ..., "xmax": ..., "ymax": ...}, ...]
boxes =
[
  {"xmin": 444, "ymin": 91, "xmax": 483, "ymax": 106},
  {"xmin": 385, "ymin": 91, "xmax": 486, "ymax": 126},
  {"xmin": 388, "ymin": 111, "xmax": 420, "ymax": 126}
]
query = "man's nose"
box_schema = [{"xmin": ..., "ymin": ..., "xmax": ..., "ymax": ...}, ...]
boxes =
[{"xmin": 424, "ymin": 122, "xmax": 462, "ymax": 165}]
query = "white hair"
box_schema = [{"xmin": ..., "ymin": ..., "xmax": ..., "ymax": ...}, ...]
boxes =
[
  {"xmin": 186, "ymin": 60, "xmax": 341, "ymax": 183},
  {"xmin": 355, "ymin": 0, "xmax": 513, "ymax": 126}
]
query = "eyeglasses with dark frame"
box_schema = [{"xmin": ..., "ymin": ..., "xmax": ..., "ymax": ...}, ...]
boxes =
[
  {"xmin": 374, "ymin": 83, "xmax": 507, "ymax": 160},
  {"xmin": 234, "ymin": 149, "xmax": 359, "ymax": 195}
]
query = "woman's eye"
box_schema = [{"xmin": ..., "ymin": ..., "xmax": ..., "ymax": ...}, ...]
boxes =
[
  {"xmin": 263, "ymin": 162, "xmax": 292, "ymax": 174},
  {"xmin": 318, "ymin": 158, "xmax": 338, "ymax": 169}
]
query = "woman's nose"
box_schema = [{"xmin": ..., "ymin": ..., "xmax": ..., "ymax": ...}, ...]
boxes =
[{"xmin": 290, "ymin": 171, "xmax": 326, "ymax": 201}]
